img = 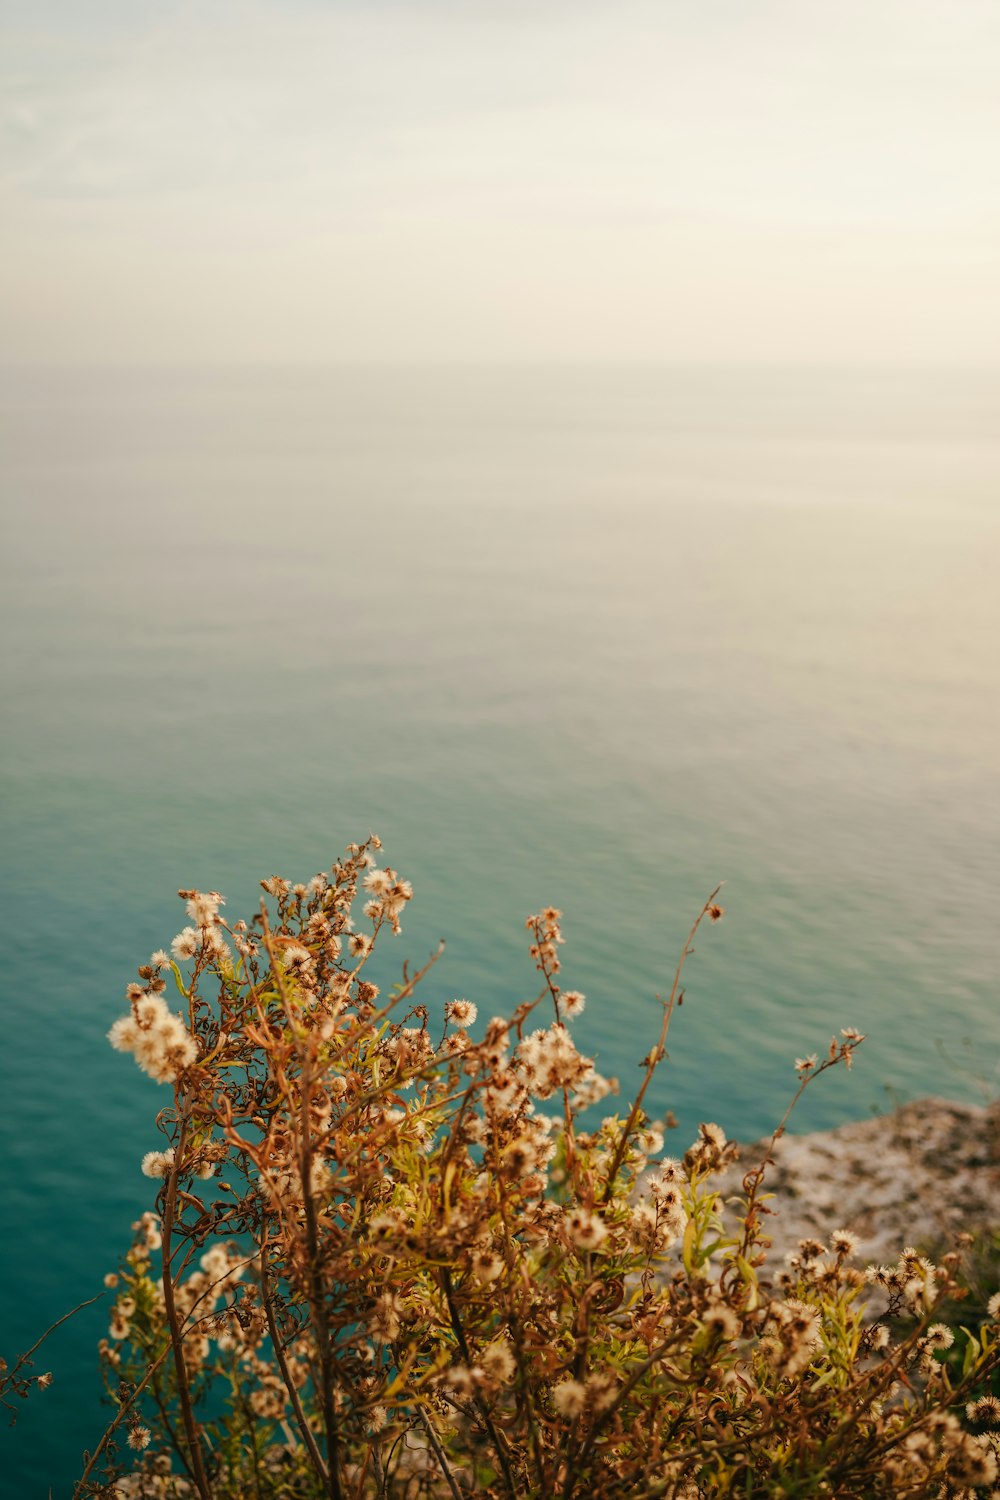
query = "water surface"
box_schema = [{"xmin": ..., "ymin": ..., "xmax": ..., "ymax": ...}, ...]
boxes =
[{"xmin": 2, "ymin": 365, "xmax": 998, "ymax": 1493}]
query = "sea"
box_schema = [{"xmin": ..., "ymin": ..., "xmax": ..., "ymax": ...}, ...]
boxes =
[{"xmin": 1, "ymin": 364, "xmax": 998, "ymax": 1494}]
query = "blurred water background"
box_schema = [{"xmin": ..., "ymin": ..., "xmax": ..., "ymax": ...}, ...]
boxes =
[{"xmin": 2, "ymin": 364, "xmax": 998, "ymax": 1493}]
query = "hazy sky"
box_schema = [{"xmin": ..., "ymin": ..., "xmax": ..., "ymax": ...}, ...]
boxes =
[{"xmin": 2, "ymin": 0, "xmax": 998, "ymax": 365}]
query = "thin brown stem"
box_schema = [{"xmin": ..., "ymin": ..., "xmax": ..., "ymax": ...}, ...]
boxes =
[
  {"xmin": 75, "ymin": 1346, "xmax": 174, "ymax": 1496},
  {"xmin": 259, "ymin": 913, "xmax": 343, "ymax": 1500},
  {"xmin": 530, "ymin": 915, "xmax": 580, "ymax": 1188},
  {"xmin": 2, "ymin": 1295, "xmax": 105, "ymax": 1422},
  {"xmin": 160, "ymin": 1123, "xmax": 213, "ymax": 1500},
  {"xmin": 734, "ymin": 1048, "xmax": 857, "ymax": 1263},
  {"xmin": 260, "ymin": 1241, "xmax": 330, "ymax": 1485},
  {"xmin": 441, "ymin": 1270, "xmax": 517, "ymax": 1500},
  {"xmin": 147, "ymin": 1365, "xmax": 197, "ymax": 1485},
  {"xmin": 416, "ymin": 1405, "xmax": 465, "ymax": 1500},
  {"xmin": 495, "ymin": 1175, "xmax": 547, "ymax": 1494},
  {"xmin": 602, "ymin": 886, "xmax": 722, "ymax": 1204},
  {"xmin": 3, "ymin": 1294, "xmax": 104, "ymax": 1378},
  {"xmin": 74, "ymin": 1309, "xmax": 213, "ymax": 1496},
  {"xmin": 262, "ymin": 912, "xmax": 344, "ymax": 1500}
]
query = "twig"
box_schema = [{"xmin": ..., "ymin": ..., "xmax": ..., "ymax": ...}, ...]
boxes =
[
  {"xmin": 416, "ymin": 1405, "xmax": 464, "ymax": 1500},
  {"xmin": 161, "ymin": 1123, "xmax": 213, "ymax": 1500},
  {"xmin": 260, "ymin": 1241, "xmax": 330, "ymax": 1486},
  {"xmin": 2, "ymin": 1294, "xmax": 104, "ymax": 1416},
  {"xmin": 441, "ymin": 1270, "xmax": 517, "ymax": 1500},
  {"xmin": 601, "ymin": 886, "xmax": 722, "ymax": 1204},
  {"xmin": 260, "ymin": 913, "xmax": 344, "ymax": 1500}
]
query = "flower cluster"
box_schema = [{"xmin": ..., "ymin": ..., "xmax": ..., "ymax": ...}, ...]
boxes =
[
  {"xmin": 107, "ymin": 981, "xmax": 197, "ymax": 1084},
  {"xmin": 36, "ymin": 839, "xmax": 998, "ymax": 1500}
]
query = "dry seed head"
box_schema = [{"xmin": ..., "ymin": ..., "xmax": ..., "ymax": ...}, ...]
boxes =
[
  {"xmin": 141, "ymin": 1148, "xmax": 174, "ymax": 1178},
  {"xmin": 445, "ymin": 998, "xmax": 477, "ymax": 1027},
  {"xmin": 552, "ymin": 1378, "xmax": 588, "ymax": 1418},
  {"xmin": 94, "ymin": 845, "xmax": 994, "ymax": 1500}
]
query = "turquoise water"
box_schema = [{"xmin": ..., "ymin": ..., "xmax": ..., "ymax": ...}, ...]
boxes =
[{"xmin": 2, "ymin": 365, "xmax": 998, "ymax": 1494}]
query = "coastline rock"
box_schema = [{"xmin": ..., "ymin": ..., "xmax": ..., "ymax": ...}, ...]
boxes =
[{"xmin": 713, "ymin": 1096, "xmax": 999, "ymax": 1268}]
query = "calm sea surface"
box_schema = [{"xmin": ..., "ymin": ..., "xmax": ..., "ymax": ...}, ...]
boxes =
[{"xmin": 2, "ymin": 365, "xmax": 998, "ymax": 1493}]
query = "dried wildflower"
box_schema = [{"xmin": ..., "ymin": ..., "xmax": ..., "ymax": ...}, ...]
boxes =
[
  {"xmin": 362, "ymin": 867, "xmax": 392, "ymax": 897},
  {"xmin": 629, "ymin": 1200, "xmax": 670, "ymax": 1254},
  {"xmin": 766, "ymin": 1298, "xmax": 823, "ymax": 1378},
  {"xmin": 361, "ymin": 867, "xmax": 412, "ymax": 930},
  {"xmin": 185, "ymin": 891, "xmax": 224, "ymax": 928},
  {"xmin": 76, "ymin": 841, "xmax": 997, "ymax": 1500},
  {"xmin": 703, "ymin": 1303, "xmax": 740, "ymax": 1341},
  {"xmin": 97, "ymin": 1338, "xmax": 120, "ymax": 1370},
  {"xmin": 565, "ymin": 1206, "xmax": 609, "ymax": 1252},
  {"xmin": 479, "ymin": 1339, "xmax": 516, "ymax": 1386},
  {"xmin": 926, "ymin": 1323, "xmax": 954, "ymax": 1351},
  {"xmin": 108, "ymin": 1016, "xmax": 138, "ymax": 1053},
  {"xmin": 468, "ymin": 1247, "xmax": 504, "ymax": 1284},
  {"xmin": 684, "ymin": 1120, "xmax": 734, "ymax": 1173},
  {"xmin": 953, "ymin": 1432, "xmax": 998, "ymax": 1487},
  {"xmin": 249, "ymin": 1385, "xmax": 287, "ymax": 1419},
  {"xmin": 133, "ymin": 994, "xmax": 168, "ymax": 1029},
  {"xmin": 501, "ymin": 1131, "xmax": 544, "ymax": 1177},
  {"xmin": 585, "ymin": 1371, "xmax": 618, "ymax": 1413},
  {"xmin": 110, "ymin": 1310, "xmax": 131, "ymax": 1342},
  {"xmin": 443, "ymin": 1364, "xmax": 477, "ymax": 1401},
  {"xmin": 127, "ymin": 1425, "xmax": 152, "ymax": 1451},
  {"xmin": 572, "ymin": 1062, "xmax": 616, "ymax": 1109},
  {"xmin": 899, "ymin": 1248, "xmax": 939, "ymax": 1309},
  {"xmin": 110, "ymin": 1000, "xmax": 197, "ymax": 1085},
  {"xmin": 141, "ymin": 1148, "xmax": 174, "ymax": 1178},
  {"xmin": 526, "ymin": 907, "xmax": 565, "ymax": 977},
  {"xmin": 831, "ymin": 1228, "xmax": 858, "ymax": 1257},
  {"xmin": 648, "ymin": 1156, "xmax": 683, "ymax": 1191},
  {"xmin": 170, "ymin": 926, "xmax": 200, "ymax": 961},
  {"xmin": 371, "ymin": 1292, "xmax": 402, "ymax": 1342},
  {"xmin": 869, "ymin": 1322, "xmax": 891, "ymax": 1350},
  {"xmin": 516, "ymin": 1023, "xmax": 590, "ymax": 1099},
  {"xmin": 278, "ymin": 941, "xmax": 311, "ymax": 966},
  {"xmin": 967, "ymin": 1396, "xmax": 1000, "ymax": 1426},
  {"xmin": 132, "ymin": 1210, "xmax": 162, "ymax": 1252},
  {"xmin": 559, "ymin": 989, "xmax": 586, "ymax": 1019},
  {"xmin": 552, "ymin": 1378, "xmax": 588, "ymax": 1418}
]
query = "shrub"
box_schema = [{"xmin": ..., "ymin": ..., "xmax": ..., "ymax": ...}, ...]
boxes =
[{"xmin": 8, "ymin": 837, "xmax": 1000, "ymax": 1497}]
